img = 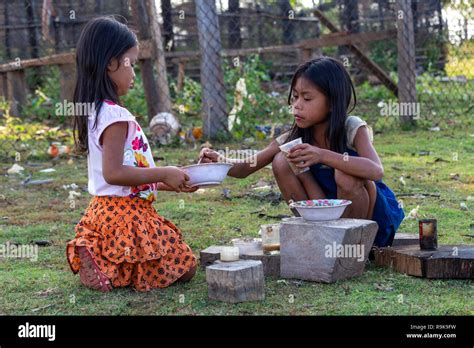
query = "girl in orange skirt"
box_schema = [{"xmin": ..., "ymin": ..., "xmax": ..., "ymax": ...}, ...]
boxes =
[{"xmin": 67, "ymin": 17, "xmax": 197, "ymax": 292}]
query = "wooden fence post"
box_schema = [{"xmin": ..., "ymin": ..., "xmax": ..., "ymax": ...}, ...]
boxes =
[
  {"xmin": 58, "ymin": 63, "xmax": 76, "ymax": 104},
  {"xmin": 195, "ymin": 0, "xmax": 228, "ymax": 139},
  {"xmin": 0, "ymin": 73, "xmax": 7, "ymax": 100},
  {"xmin": 132, "ymin": 0, "xmax": 160, "ymax": 122},
  {"xmin": 6, "ymin": 70, "xmax": 26, "ymax": 117},
  {"xmin": 146, "ymin": 0, "xmax": 172, "ymax": 114},
  {"xmin": 396, "ymin": 0, "xmax": 418, "ymax": 125}
]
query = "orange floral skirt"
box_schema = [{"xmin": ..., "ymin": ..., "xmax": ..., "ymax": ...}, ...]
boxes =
[{"xmin": 66, "ymin": 196, "xmax": 197, "ymax": 292}]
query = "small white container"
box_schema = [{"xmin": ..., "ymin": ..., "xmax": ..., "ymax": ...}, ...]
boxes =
[
  {"xmin": 220, "ymin": 246, "xmax": 240, "ymax": 262},
  {"xmin": 278, "ymin": 137, "xmax": 309, "ymax": 174},
  {"xmin": 278, "ymin": 137, "xmax": 303, "ymax": 153},
  {"xmin": 182, "ymin": 163, "xmax": 233, "ymax": 188},
  {"xmin": 260, "ymin": 224, "xmax": 280, "ymax": 252},
  {"xmin": 289, "ymin": 199, "xmax": 352, "ymax": 221},
  {"xmin": 231, "ymin": 238, "xmax": 262, "ymax": 254}
]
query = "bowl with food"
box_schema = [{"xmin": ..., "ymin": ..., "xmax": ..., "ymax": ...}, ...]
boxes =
[
  {"xmin": 182, "ymin": 162, "xmax": 233, "ymax": 188},
  {"xmin": 289, "ymin": 199, "xmax": 352, "ymax": 221}
]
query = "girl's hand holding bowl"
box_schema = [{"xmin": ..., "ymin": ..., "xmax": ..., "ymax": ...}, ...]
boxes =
[{"xmin": 163, "ymin": 166, "xmax": 193, "ymax": 192}]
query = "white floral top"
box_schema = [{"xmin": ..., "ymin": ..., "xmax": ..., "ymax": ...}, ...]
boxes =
[{"xmin": 87, "ymin": 100, "xmax": 157, "ymax": 202}]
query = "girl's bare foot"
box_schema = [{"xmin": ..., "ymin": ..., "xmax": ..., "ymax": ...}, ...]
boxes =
[{"xmin": 77, "ymin": 246, "xmax": 112, "ymax": 292}]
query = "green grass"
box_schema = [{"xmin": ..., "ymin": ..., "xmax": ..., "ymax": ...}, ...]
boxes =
[{"xmin": 0, "ymin": 127, "xmax": 473, "ymax": 315}]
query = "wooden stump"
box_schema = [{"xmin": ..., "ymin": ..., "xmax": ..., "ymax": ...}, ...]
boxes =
[
  {"xmin": 199, "ymin": 246, "xmax": 227, "ymax": 268},
  {"xmin": 392, "ymin": 233, "xmax": 419, "ymax": 247},
  {"xmin": 280, "ymin": 218, "xmax": 378, "ymax": 282},
  {"xmin": 374, "ymin": 245, "xmax": 474, "ymax": 279},
  {"xmin": 240, "ymin": 250, "xmax": 280, "ymax": 278},
  {"xmin": 206, "ymin": 260, "xmax": 265, "ymax": 303}
]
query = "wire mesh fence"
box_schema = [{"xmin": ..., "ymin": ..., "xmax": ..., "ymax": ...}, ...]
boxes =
[{"xmin": 0, "ymin": 0, "xmax": 472, "ymax": 161}]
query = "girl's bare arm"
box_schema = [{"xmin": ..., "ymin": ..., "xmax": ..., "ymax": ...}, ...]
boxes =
[
  {"xmin": 101, "ymin": 122, "xmax": 186, "ymax": 189},
  {"xmin": 200, "ymin": 140, "xmax": 281, "ymax": 178},
  {"xmin": 288, "ymin": 127, "xmax": 383, "ymax": 181},
  {"xmin": 321, "ymin": 127, "xmax": 384, "ymax": 181}
]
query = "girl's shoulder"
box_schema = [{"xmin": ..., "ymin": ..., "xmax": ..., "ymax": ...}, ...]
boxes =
[
  {"xmin": 88, "ymin": 101, "xmax": 137, "ymax": 140},
  {"xmin": 346, "ymin": 115, "xmax": 373, "ymax": 150},
  {"xmin": 98, "ymin": 100, "xmax": 135, "ymax": 120},
  {"xmin": 90, "ymin": 101, "xmax": 135, "ymax": 127}
]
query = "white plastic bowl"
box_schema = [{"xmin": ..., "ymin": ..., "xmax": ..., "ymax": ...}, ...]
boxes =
[
  {"xmin": 289, "ymin": 199, "xmax": 352, "ymax": 221},
  {"xmin": 182, "ymin": 162, "xmax": 233, "ymax": 188}
]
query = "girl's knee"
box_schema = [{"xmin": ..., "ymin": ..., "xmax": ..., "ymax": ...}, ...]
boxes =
[
  {"xmin": 272, "ymin": 151, "xmax": 291, "ymax": 177},
  {"xmin": 335, "ymin": 170, "xmax": 364, "ymax": 193}
]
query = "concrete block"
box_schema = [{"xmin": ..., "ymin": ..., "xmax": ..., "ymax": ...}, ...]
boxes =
[{"xmin": 280, "ymin": 218, "xmax": 378, "ymax": 283}]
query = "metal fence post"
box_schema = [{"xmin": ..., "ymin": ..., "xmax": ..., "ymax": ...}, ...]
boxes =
[{"xmin": 195, "ymin": 0, "xmax": 228, "ymax": 139}]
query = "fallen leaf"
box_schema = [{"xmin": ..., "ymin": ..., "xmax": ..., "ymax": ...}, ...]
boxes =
[
  {"xmin": 374, "ymin": 283, "xmax": 394, "ymax": 291},
  {"xmin": 406, "ymin": 205, "xmax": 420, "ymax": 220},
  {"xmin": 399, "ymin": 176, "xmax": 406, "ymax": 186},
  {"xmin": 35, "ymin": 287, "xmax": 59, "ymax": 297},
  {"xmin": 31, "ymin": 304, "xmax": 54, "ymax": 312},
  {"xmin": 450, "ymin": 173, "xmax": 460, "ymax": 181},
  {"xmin": 33, "ymin": 240, "xmax": 52, "ymax": 247},
  {"xmin": 23, "ymin": 179, "xmax": 54, "ymax": 185},
  {"xmin": 68, "ymin": 190, "xmax": 81, "ymax": 200},
  {"xmin": 39, "ymin": 168, "xmax": 56, "ymax": 173},
  {"xmin": 221, "ymin": 188, "xmax": 231, "ymax": 200},
  {"xmin": 7, "ymin": 164, "xmax": 24, "ymax": 175}
]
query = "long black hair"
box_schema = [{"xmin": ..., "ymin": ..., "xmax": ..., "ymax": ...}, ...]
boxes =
[
  {"xmin": 73, "ymin": 16, "xmax": 137, "ymax": 154},
  {"xmin": 285, "ymin": 56, "xmax": 356, "ymax": 154}
]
